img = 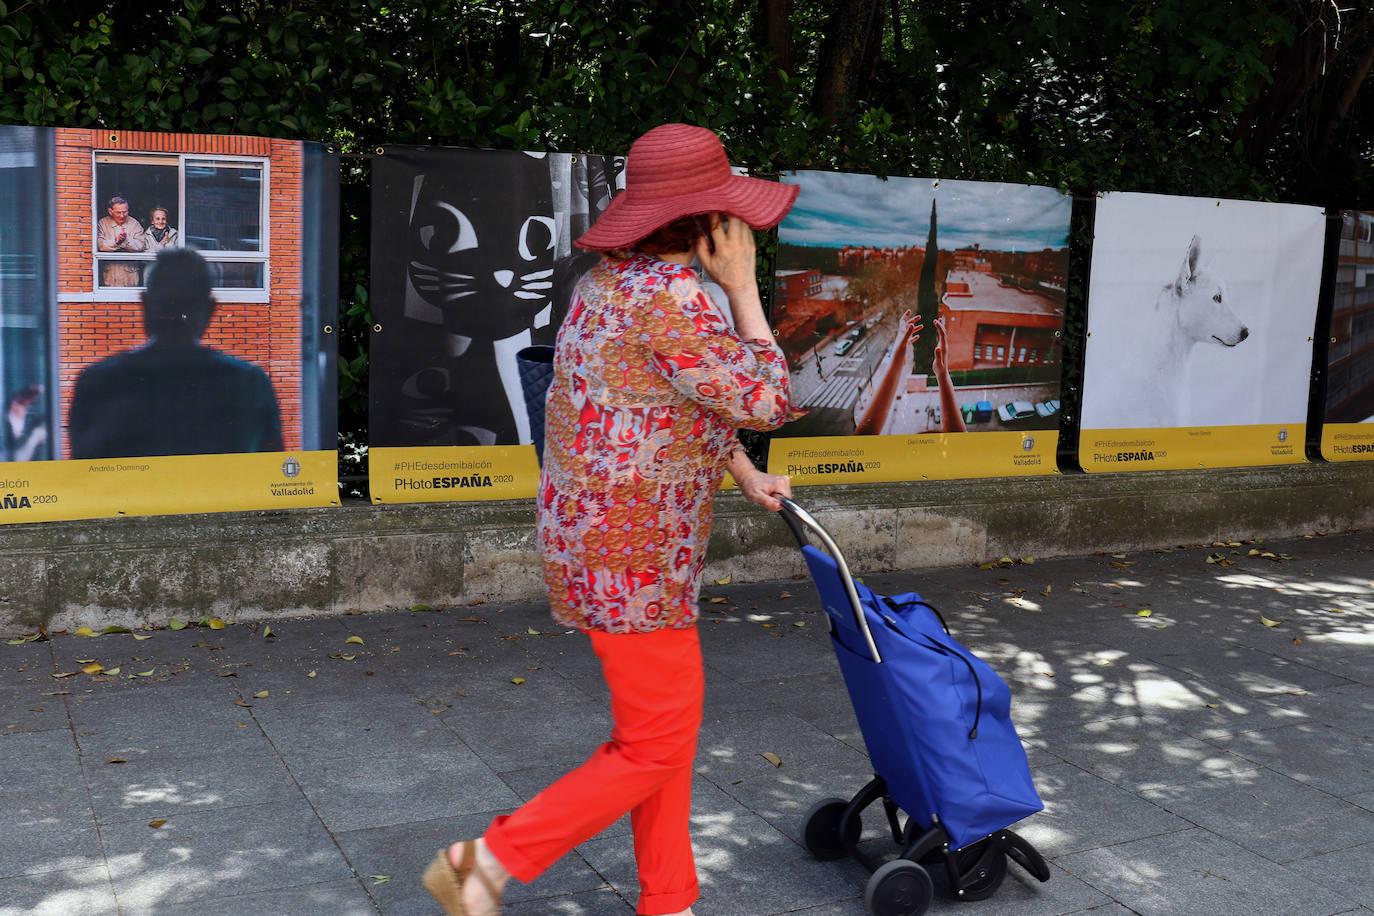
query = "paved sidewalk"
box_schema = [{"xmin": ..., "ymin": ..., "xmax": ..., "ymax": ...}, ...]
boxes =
[{"xmin": 3, "ymin": 527, "xmax": 1373, "ymax": 915}]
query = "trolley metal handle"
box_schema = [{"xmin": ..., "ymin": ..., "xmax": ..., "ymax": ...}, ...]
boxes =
[{"xmin": 777, "ymin": 497, "xmax": 883, "ymax": 664}]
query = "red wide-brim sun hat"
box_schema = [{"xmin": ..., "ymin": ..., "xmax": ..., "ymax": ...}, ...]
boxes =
[{"xmin": 575, "ymin": 123, "xmax": 799, "ymax": 251}]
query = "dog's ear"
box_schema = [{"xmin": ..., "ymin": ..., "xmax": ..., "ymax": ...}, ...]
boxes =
[{"xmin": 1174, "ymin": 235, "xmax": 1202, "ymax": 292}]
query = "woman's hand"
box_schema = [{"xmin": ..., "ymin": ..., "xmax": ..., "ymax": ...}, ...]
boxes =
[
  {"xmin": 932, "ymin": 316, "xmax": 949, "ymax": 376},
  {"xmin": 694, "ymin": 215, "xmax": 756, "ymax": 297},
  {"xmin": 736, "ymin": 466, "xmax": 792, "ymax": 512},
  {"xmin": 898, "ymin": 309, "xmax": 924, "ymax": 347}
]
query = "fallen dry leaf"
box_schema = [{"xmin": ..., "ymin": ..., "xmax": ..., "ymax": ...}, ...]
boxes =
[
  {"xmin": 1042, "ymin": 585, "xmax": 1052, "ymax": 595},
  {"xmin": 74, "ymin": 627, "xmax": 94, "ymax": 637},
  {"xmin": 81, "ymin": 663, "xmax": 104, "ymax": 675},
  {"xmin": 147, "ymin": 820, "xmax": 167, "ymax": 829},
  {"xmin": 306, "ymin": 670, "xmax": 317, "ymax": 678},
  {"xmin": 107, "ymin": 758, "xmax": 126, "ymax": 764},
  {"xmin": 1260, "ymin": 615, "xmax": 1283, "ymax": 628},
  {"xmin": 133, "ymin": 634, "xmax": 153, "ymax": 641},
  {"xmin": 777, "ymin": 592, "xmax": 792, "ymax": 599},
  {"xmin": 234, "ymin": 700, "xmax": 252, "ymax": 708},
  {"xmin": 262, "ymin": 625, "xmax": 275, "ymax": 638},
  {"xmin": 715, "ymin": 574, "xmax": 733, "ymax": 585},
  {"xmin": 511, "ymin": 677, "xmax": 526, "ymax": 685},
  {"xmin": 1136, "ymin": 609, "xmax": 1153, "ymax": 617},
  {"xmin": 253, "ymin": 690, "xmax": 270, "ymax": 699},
  {"xmin": 708, "ymin": 597, "xmax": 729, "ymax": 604},
  {"xmin": 169, "ymin": 619, "xmax": 188, "ymax": 630},
  {"xmin": 345, "ymin": 636, "xmax": 365, "ymax": 645},
  {"xmin": 759, "ymin": 752, "xmax": 783, "ymax": 767}
]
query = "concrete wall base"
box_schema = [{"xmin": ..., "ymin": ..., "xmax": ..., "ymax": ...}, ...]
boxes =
[{"xmin": 2, "ymin": 462, "xmax": 1370, "ymax": 633}]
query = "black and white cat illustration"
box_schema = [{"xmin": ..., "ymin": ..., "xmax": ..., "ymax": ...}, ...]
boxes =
[{"xmin": 370, "ymin": 148, "xmax": 621, "ymax": 448}]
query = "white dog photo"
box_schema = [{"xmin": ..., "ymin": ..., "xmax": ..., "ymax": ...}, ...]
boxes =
[{"xmin": 1080, "ymin": 192, "xmax": 1325, "ymax": 431}]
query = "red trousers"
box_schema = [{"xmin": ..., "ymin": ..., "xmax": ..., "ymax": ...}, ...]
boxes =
[{"xmin": 485, "ymin": 625, "xmax": 704, "ymax": 915}]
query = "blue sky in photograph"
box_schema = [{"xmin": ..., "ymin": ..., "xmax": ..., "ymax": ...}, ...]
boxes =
[{"xmin": 779, "ymin": 170, "xmax": 1071, "ymax": 252}]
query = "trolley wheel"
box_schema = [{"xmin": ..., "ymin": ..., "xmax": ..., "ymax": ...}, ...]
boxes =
[
  {"xmin": 802, "ymin": 798, "xmax": 859, "ymax": 861},
  {"xmin": 949, "ymin": 842, "xmax": 1007, "ymax": 902},
  {"xmin": 864, "ymin": 859, "xmax": 934, "ymax": 916},
  {"xmin": 922, "ymin": 838, "xmax": 1009, "ymax": 902}
]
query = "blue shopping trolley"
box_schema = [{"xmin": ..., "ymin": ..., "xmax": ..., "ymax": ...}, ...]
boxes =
[{"xmin": 778, "ymin": 498, "xmax": 1050, "ymax": 916}]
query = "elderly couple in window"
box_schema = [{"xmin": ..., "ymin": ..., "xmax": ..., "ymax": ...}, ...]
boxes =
[{"xmin": 96, "ymin": 195, "xmax": 181, "ymax": 286}]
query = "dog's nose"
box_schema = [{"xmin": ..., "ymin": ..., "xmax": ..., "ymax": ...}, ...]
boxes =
[{"xmin": 1238, "ymin": 326, "xmax": 1249, "ymax": 342}]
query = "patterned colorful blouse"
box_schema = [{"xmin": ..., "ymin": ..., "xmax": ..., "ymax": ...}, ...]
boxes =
[{"xmin": 538, "ymin": 252, "xmax": 795, "ymax": 633}]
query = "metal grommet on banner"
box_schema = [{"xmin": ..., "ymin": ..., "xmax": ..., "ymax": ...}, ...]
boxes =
[
  {"xmin": 109, "ymin": 133, "xmax": 119, "ymax": 144},
  {"xmin": 323, "ymin": 325, "xmax": 334, "ymax": 334},
  {"xmin": 375, "ymin": 147, "xmax": 385, "ymax": 156},
  {"xmin": 1054, "ymin": 330, "xmax": 1061, "ymax": 337},
  {"xmin": 373, "ymin": 323, "xmax": 383, "ymax": 333},
  {"xmin": 570, "ymin": 155, "xmax": 579, "ymax": 164},
  {"xmin": 932, "ymin": 179, "xmax": 940, "ymax": 189}
]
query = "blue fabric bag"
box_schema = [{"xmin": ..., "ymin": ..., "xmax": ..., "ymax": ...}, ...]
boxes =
[
  {"xmin": 802, "ymin": 545, "xmax": 1043, "ymax": 850},
  {"xmin": 515, "ymin": 345, "xmax": 555, "ymax": 465}
]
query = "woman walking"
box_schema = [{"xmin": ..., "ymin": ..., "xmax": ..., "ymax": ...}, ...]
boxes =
[{"xmin": 424, "ymin": 123, "xmax": 800, "ymax": 915}]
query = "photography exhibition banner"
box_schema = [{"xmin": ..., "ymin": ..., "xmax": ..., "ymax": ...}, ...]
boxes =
[
  {"xmin": 765, "ymin": 170, "xmax": 1071, "ymax": 484},
  {"xmin": 1078, "ymin": 192, "xmax": 1325, "ymax": 472},
  {"xmin": 0, "ymin": 126, "xmax": 338, "ymax": 524},
  {"xmin": 1320, "ymin": 211, "xmax": 1374, "ymax": 461},
  {"xmin": 368, "ymin": 145, "xmax": 623, "ymax": 503}
]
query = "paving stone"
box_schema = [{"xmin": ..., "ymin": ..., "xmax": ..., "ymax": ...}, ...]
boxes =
[
  {"xmin": 1142, "ymin": 768, "xmax": 1374, "ymax": 864},
  {"xmin": 1206, "ymin": 721, "xmax": 1374, "ymax": 797},
  {"xmin": 252, "ymin": 692, "xmax": 468, "ymax": 765},
  {"xmin": 1040, "ymin": 718, "xmax": 1257, "ymax": 792},
  {"xmin": 1284, "ymin": 842, "xmax": 1374, "ymax": 910},
  {"xmin": 1011, "ymin": 763, "xmax": 1191, "ymax": 857},
  {"xmin": 0, "ymin": 865, "xmax": 117, "ymax": 916},
  {"xmin": 100, "ymin": 798, "xmax": 353, "ymax": 910},
  {"xmin": 292, "ymin": 744, "xmax": 521, "ymax": 832},
  {"xmin": 438, "ymin": 692, "xmax": 614, "ymax": 772},
  {"xmin": 129, "ymin": 878, "xmax": 377, "ymax": 916},
  {"xmin": 0, "ymin": 818, "xmax": 103, "ymax": 880},
  {"xmin": 85, "ymin": 744, "xmax": 301, "ymax": 826},
  {"xmin": 1055, "ymin": 827, "xmax": 1357, "ymax": 916}
]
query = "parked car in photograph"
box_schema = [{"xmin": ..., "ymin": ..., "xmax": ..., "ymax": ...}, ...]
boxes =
[
  {"xmin": 835, "ymin": 338, "xmax": 856, "ymax": 356},
  {"xmin": 997, "ymin": 400, "xmax": 1037, "ymax": 423},
  {"xmin": 1035, "ymin": 399, "xmax": 1061, "ymax": 418}
]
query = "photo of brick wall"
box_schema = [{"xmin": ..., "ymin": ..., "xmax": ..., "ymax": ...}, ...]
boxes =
[{"xmin": 48, "ymin": 128, "xmax": 336, "ymax": 459}]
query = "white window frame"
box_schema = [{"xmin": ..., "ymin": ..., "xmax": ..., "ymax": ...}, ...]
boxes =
[{"xmin": 89, "ymin": 151, "xmax": 271, "ymax": 304}]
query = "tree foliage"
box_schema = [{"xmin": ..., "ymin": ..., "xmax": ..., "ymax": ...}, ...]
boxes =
[{"xmin": 2, "ymin": 0, "xmax": 1370, "ymax": 457}]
